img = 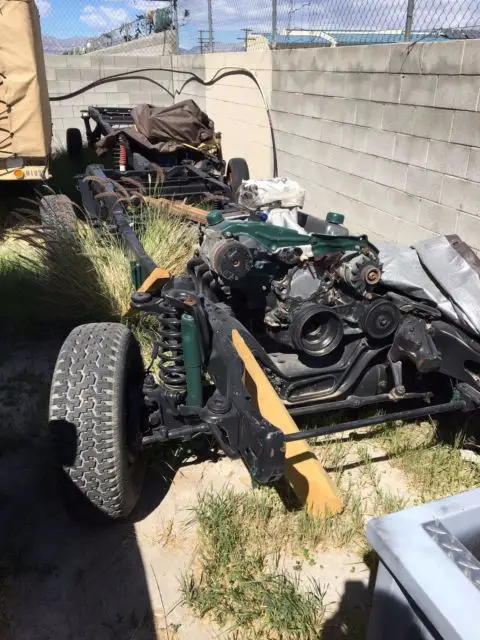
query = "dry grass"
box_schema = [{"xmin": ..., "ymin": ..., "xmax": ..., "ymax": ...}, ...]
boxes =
[{"xmin": 0, "ymin": 200, "xmax": 197, "ymax": 337}]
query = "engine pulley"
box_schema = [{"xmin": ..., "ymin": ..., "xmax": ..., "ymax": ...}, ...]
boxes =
[
  {"xmin": 210, "ymin": 239, "xmax": 253, "ymax": 281},
  {"xmin": 290, "ymin": 304, "xmax": 343, "ymax": 357},
  {"xmin": 361, "ymin": 300, "xmax": 401, "ymax": 340}
]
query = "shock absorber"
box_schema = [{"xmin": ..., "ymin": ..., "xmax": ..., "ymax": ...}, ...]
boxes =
[{"xmin": 155, "ymin": 298, "xmax": 187, "ymax": 392}]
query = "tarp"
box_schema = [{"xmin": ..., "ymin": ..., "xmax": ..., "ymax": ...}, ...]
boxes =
[
  {"xmin": 378, "ymin": 235, "xmax": 480, "ymax": 337},
  {"xmin": 0, "ymin": 0, "xmax": 51, "ymax": 167},
  {"xmin": 98, "ymin": 100, "xmax": 215, "ymax": 154}
]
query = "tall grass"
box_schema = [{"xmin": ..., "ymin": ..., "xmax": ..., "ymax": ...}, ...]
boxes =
[{"xmin": 0, "ymin": 201, "xmax": 198, "ymax": 337}]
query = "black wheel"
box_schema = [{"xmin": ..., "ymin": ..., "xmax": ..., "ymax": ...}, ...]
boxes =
[
  {"xmin": 39, "ymin": 194, "xmax": 77, "ymax": 228},
  {"xmin": 49, "ymin": 323, "xmax": 146, "ymax": 520},
  {"xmin": 226, "ymin": 158, "xmax": 250, "ymax": 201},
  {"xmin": 66, "ymin": 128, "xmax": 83, "ymax": 159}
]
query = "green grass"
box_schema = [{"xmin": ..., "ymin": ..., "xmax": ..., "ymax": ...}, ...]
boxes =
[
  {"xmin": 375, "ymin": 420, "xmax": 480, "ymax": 502},
  {"xmin": 181, "ymin": 488, "xmax": 327, "ymax": 640}
]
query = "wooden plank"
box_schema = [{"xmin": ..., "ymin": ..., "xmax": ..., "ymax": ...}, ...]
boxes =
[
  {"xmin": 144, "ymin": 196, "xmax": 209, "ymax": 224},
  {"xmin": 231, "ymin": 329, "xmax": 343, "ymax": 518},
  {"xmin": 138, "ymin": 267, "xmax": 171, "ymax": 293}
]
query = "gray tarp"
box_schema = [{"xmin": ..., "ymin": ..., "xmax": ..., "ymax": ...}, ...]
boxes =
[{"xmin": 378, "ymin": 234, "xmax": 480, "ymax": 336}]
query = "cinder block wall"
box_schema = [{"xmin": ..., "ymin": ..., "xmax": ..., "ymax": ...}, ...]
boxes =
[
  {"xmin": 270, "ymin": 40, "xmax": 480, "ymax": 248},
  {"xmin": 46, "ymin": 39, "xmax": 480, "ymax": 248},
  {"xmin": 46, "ymin": 54, "xmax": 174, "ymax": 150}
]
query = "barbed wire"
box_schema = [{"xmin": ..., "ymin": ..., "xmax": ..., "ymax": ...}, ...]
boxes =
[{"xmin": 37, "ymin": 0, "xmax": 480, "ymax": 55}]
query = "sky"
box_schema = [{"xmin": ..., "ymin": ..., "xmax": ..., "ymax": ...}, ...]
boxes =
[{"xmin": 36, "ymin": 0, "xmax": 480, "ymax": 49}]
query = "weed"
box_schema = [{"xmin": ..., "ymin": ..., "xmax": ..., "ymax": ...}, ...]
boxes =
[{"xmin": 182, "ymin": 488, "xmax": 327, "ymax": 639}]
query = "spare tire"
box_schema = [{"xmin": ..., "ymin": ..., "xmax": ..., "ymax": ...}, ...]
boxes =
[
  {"xmin": 66, "ymin": 128, "xmax": 83, "ymax": 159},
  {"xmin": 226, "ymin": 158, "xmax": 250, "ymax": 201},
  {"xmin": 39, "ymin": 194, "xmax": 77, "ymax": 229}
]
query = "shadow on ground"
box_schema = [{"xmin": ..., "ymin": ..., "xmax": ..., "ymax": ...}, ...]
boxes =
[{"xmin": 0, "ymin": 338, "xmax": 172, "ymax": 640}]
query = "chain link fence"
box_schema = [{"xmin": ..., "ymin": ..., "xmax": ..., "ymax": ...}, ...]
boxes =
[{"xmin": 37, "ymin": 0, "xmax": 480, "ymax": 55}]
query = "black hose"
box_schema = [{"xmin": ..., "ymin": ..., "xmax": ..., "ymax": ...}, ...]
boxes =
[{"xmin": 49, "ymin": 66, "xmax": 278, "ymax": 177}]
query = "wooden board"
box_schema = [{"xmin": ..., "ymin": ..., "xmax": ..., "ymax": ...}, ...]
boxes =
[
  {"xmin": 231, "ymin": 329, "xmax": 343, "ymax": 517},
  {"xmin": 144, "ymin": 196, "xmax": 209, "ymax": 224}
]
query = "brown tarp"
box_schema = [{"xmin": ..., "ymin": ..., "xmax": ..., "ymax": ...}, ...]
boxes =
[
  {"xmin": 98, "ymin": 100, "xmax": 216, "ymax": 154},
  {"xmin": 0, "ymin": 0, "xmax": 51, "ymax": 166}
]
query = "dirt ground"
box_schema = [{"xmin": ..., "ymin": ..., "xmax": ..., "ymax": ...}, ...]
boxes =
[{"xmin": 0, "ymin": 339, "xmax": 428, "ymax": 639}]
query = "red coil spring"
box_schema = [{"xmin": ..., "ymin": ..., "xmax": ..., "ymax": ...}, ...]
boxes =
[{"xmin": 119, "ymin": 144, "xmax": 127, "ymax": 170}]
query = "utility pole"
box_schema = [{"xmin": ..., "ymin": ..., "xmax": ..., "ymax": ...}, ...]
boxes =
[
  {"xmin": 238, "ymin": 27, "xmax": 252, "ymax": 51},
  {"xmin": 404, "ymin": 0, "xmax": 415, "ymax": 41},
  {"xmin": 207, "ymin": 0, "xmax": 214, "ymax": 53},
  {"xmin": 198, "ymin": 30, "xmax": 209, "ymax": 53},
  {"xmin": 272, "ymin": 0, "xmax": 278, "ymax": 49}
]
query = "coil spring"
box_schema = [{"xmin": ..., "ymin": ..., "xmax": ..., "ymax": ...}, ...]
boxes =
[{"xmin": 156, "ymin": 298, "xmax": 186, "ymax": 389}]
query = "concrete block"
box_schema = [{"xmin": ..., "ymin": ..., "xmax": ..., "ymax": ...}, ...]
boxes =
[
  {"xmin": 360, "ymin": 44, "xmax": 392, "ymax": 73},
  {"xmin": 84, "ymin": 93, "xmax": 107, "ymax": 106},
  {"xmin": 388, "ymin": 43, "xmax": 423, "ymax": 74},
  {"xmin": 106, "ymin": 93, "xmax": 130, "ymax": 106},
  {"xmin": 426, "ymin": 140, "xmax": 470, "ymax": 178},
  {"xmin": 323, "ymin": 72, "xmax": 347, "ymax": 98},
  {"xmin": 355, "ymin": 100, "xmax": 383, "ymax": 128},
  {"xmin": 45, "ymin": 55, "xmax": 68, "ymax": 68},
  {"xmin": 322, "ymin": 97, "xmax": 356, "ymax": 124},
  {"xmin": 412, "ymin": 106, "xmax": 453, "ymax": 142},
  {"xmin": 66, "ymin": 55, "xmax": 91, "ymax": 68},
  {"xmin": 420, "ymin": 40, "xmax": 465, "ymax": 75},
  {"xmin": 368, "ymin": 208, "xmax": 400, "ymax": 238},
  {"xmin": 406, "ymin": 166, "xmax": 443, "ymax": 202},
  {"xmin": 119, "ymin": 80, "xmax": 141, "ymax": 92},
  {"xmin": 457, "ymin": 212, "xmax": 480, "ymax": 249},
  {"xmin": 451, "ymin": 111, "xmax": 480, "ymax": 147},
  {"xmin": 467, "ymin": 148, "xmax": 480, "ymax": 183},
  {"xmin": 394, "ymin": 134, "xmax": 428, "ymax": 167},
  {"xmin": 341, "ymin": 124, "xmax": 367, "ymax": 152},
  {"xmin": 129, "ymin": 92, "xmax": 153, "ymax": 105},
  {"xmin": 461, "ymin": 40, "xmax": 480, "ymax": 75},
  {"xmin": 400, "ymin": 75, "xmax": 437, "ymax": 107},
  {"xmin": 364, "ymin": 129, "xmax": 395, "ymax": 159},
  {"xmin": 273, "ymin": 47, "xmax": 336, "ymax": 72},
  {"xmin": 387, "ymin": 188, "xmax": 420, "ymax": 222},
  {"xmin": 69, "ymin": 81, "xmax": 89, "ymax": 93},
  {"xmin": 334, "ymin": 46, "xmax": 365, "ymax": 72},
  {"xmin": 350, "ymin": 151, "xmax": 378, "ymax": 180},
  {"xmin": 46, "ymin": 67, "xmax": 56, "ymax": 82},
  {"xmin": 48, "ymin": 80, "xmax": 71, "ymax": 95},
  {"xmin": 396, "ymin": 219, "xmax": 437, "ymax": 245},
  {"xmin": 374, "ymin": 157, "xmax": 408, "ymax": 190},
  {"xmin": 114, "ymin": 56, "xmax": 139, "ymax": 68},
  {"xmin": 371, "ymin": 74, "xmax": 401, "ymax": 103},
  {"xmin": 100, "ymin": 82, "xmax": 120, "ymax": 94},
  {"xmin": 329, "ymin": 144, "xmax": 355, "ymax": 172},
  {"xmin": 50, "ymin": 105, "xmax": 75, "ymax": 119},
  {"xmin": 361, "ymin": 180, "xmax": 390, "ymax": 210},
  {"xmin": 151, "ymin": 93, "xmax": 172, "ymax": 106},
  {"xmin": 79, "ymin": 68, "xmax": 103, "ymax": 82},
  {"xmin": 382, "ymin": 104, "xmax": 415, "ymax": 134},
  {"xmin": 435, "ymin": 76, "xmax": 480, "ymax": 111},
  {"xmin": 321, "ymin": 120, "xmax": 343, "ymax": 146},
  {"xmin": 56, "ymin": 68, "xmax": 81, "ymax": 81},
  {"xmin": 344, "ymin": 74, "xmax": 372, "ymax": 100},
  {"xmin": 417, "ymin": 199, "xmax": 458, "ymax": 234},
  {"xmin": 273, "ymin": 70, "xmax": 324, "ymax": 95},
  {"xmin": 441, "ymin": 175, "xmax": 480, "ymax": 214}
]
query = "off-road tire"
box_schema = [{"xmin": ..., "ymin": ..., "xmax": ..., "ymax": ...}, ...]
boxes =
[
  {"xmin": 226, "ymin": 158, "xmax": 250, "ymax": 201},
  {"xmin": 49, "ymin": 323, "xmax": 146, "ymax": 520},
  {"xmin": 66, "ymin": 127, "xmax": 83, "ymax": 158},
  {"xmin": 39, "ymin": 194, "xmax": 77, "ymax": 229}
]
